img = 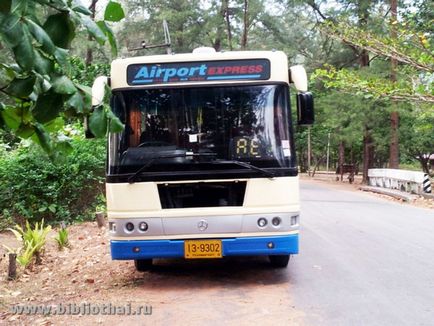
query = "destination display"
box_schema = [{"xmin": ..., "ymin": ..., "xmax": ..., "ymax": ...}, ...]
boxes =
[
  {"xmin": 127, "ymin": 59, "xmax": 270, "ymax": 85},
  {"xmin": 231, "ymin": 136, "xmax": 265, "ymax": 159}
]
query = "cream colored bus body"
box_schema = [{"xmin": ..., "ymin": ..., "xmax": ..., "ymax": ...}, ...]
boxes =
[{"xmin": 102, "ymin": 49, "xmax": 305, "ymax": 263}]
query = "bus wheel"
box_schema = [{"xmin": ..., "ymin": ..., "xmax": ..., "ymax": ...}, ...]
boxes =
[
  {"xmin": 134, "ymin": 259, "xmax": 153, "ymax": 271},
  {"xmin": 269, "ymin": 255, "xmax": 290, "ymax": 268}
]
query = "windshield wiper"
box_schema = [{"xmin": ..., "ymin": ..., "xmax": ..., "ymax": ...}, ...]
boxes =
[
  {"xmin": 211, "ymin": 160, "xmax": 275, "ymax": 178},
  {"xmin": 128, "ymin": 152, "xmax": 217, "ymax": 183}
]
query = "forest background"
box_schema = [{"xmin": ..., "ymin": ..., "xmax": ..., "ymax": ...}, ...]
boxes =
[{"xmin": 0, "ymin": 0, "xmax": 432, "ymax": 229}]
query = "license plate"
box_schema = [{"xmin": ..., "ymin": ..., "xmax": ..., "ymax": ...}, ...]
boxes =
[{"xmin": 184, "ymin": 240, "xmax": 222, "ymax": 259}]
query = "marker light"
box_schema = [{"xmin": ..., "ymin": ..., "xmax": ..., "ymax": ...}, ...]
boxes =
[
  {"xmin": 138, "ymin": 222, "xmax": 148, "ymax": 232},
  {"xmin": 125, "ymin": 222, "xmax": 134, "ymax": 232},
  {"xmin": 109, "ymin": 222, "xmax": 116, "ymax": 232},
  {"xmin": 291, "ymin": 215, "xmax": 298, "ymax": 226},
  {"xmin": 257, "ymin": 218, "xmax": 268, "ymax": 228}
]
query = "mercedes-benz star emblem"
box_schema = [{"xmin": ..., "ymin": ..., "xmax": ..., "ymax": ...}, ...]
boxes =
[{"xmin": 197, "ymin": 220, "xmax": 208, "ymax": 231}]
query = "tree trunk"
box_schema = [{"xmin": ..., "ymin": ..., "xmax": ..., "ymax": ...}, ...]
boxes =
[
  {"xmin": 86, "ymin": 0, "xmax": 98, "ymax": 65},
  {"xmin": 357, "ymin": 0, "xmax": 374, "ymax": 183},
  {"xmin": 224, "ymin": 0, "xmax": 233, "ymax": 50},
  {"xmin": 389, "ymin": 0, "xmax": 399, "ymax": 168},
  {"xmin": 359, "ymin": 49, "xmax": 370, "ymax": 66},
  {"xmin": 8, "ymin": 253, "xmax": 17, "ymax": 280},
  {"xmin": 362, "ymin": 127, "xmax": 374, "ymax": 183},
  {"xmin": 241, "ymin": 0, "xmax": 248, "ymax": 49},
  {"xmin": 96, "ymin": 212, "xmax": 106, "ymax": 228},
  {"xmin": 212, "ymin": 1, "xmax": 225, "ymax": 51},
  {"xmin": 416, "ymin": 152, "xmax": 431, "ymax": 175},
  {"xmin": 389, "ymin": 111, "xmax": 399, "ymax": 168},
  {"xmin": 338, "ymin": 141, "xmax": 345, "ymax": 181},
  {"xmin": 312, "ymin": 155, "xmax": 326, "ymax": 177}
]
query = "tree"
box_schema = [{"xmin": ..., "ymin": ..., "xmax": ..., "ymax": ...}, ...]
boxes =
[
  {"xmin": 118, "ymin": 0, "xmax": 205, "ymax": 54},
  {"xmin": 303, "ymin": 0, "xmax": 385, "ymax": 182},
  {"xmin": 400, "ymin": 107, "xmax": 434, "ymax": 175},
  {"xmin": 86, "ymin": 0, "xmax": 98, "ymax": 65},
  {"xmin": 389, "ymin": 0, "xmax": 399, "ymax": 168},
  {"xmin": 310, "ymin": 0, "xmax": 433, "ymax": 176},
  {"xmin": 0, "ymin": 0, "xmax": 124, "ymax": 155},
  {"xmin": 313, "ymin": 19, "xmax": 433, "ymax": 102}
]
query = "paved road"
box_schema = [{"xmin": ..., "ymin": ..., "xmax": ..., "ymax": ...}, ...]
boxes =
[
  {"xmin": 7, "ymin": 179, "xmax": 430, "ymax": 325},
  {"xmin": 114, "ymin": 179, "xmax": 433, "ymax": 326},
  {"xmin": 293, "ymin": 180, "xmax": 434, "ymax": 326}
]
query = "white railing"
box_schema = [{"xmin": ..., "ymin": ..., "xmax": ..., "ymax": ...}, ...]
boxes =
[{"xmin": 368, "ymin": 168, "xmax": 432, "ymax": 194}]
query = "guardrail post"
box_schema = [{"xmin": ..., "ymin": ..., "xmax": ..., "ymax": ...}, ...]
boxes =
[{"xmin": 423, "ymin": 174, "xmax": 432, "ymax": 193}]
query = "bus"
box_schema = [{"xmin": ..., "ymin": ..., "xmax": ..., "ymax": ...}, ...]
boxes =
[{"xmin": 90, "ymin": 47, "xmax": 314, "ymax": 270}]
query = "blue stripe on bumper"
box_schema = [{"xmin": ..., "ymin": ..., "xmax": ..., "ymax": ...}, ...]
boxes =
[{"xmin": 110, "ymin": 234, "xmax": 298, "ymax": 260}]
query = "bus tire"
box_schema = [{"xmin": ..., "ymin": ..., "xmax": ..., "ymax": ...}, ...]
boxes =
[
  {"xmin": 269, "ymin": 255, "xmax": 290, "ymax": 268},
  {"xmin": 134, "ymin": 259, "xmax": 153, "ymax": 271}
]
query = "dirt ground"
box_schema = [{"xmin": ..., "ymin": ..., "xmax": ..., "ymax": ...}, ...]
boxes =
[
  {"xmin": 0, "ymin": 222, "xmax": 304, "ymax": 326},
  {"xmin": 0, "ymin": 176, "xmax": 432, "ymax": 325}
]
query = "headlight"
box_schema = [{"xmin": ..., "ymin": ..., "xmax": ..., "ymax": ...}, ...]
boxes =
[
  {"xmin": 257, "ymin": 218, "xmax": 268, "ymax": 227},
  {"xmin": 138, "ymin": 221, "xmax": 148, "ymax": 232}
]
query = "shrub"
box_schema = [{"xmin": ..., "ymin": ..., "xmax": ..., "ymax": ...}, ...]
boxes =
[
  {"xmin": 0, "ymin": 137, "xmax": 106, "ymax": 229},
  {"xmin": 7, "ymin": 219, "xmax": 52, "ymax": 267},
  {"xmin": 55, "ymin": 227, "xmax": 70, "ymax": 250}
]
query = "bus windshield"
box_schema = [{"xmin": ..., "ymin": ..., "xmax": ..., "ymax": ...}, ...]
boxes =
[{"xmin": 107, "ymin": 84, "xmax": 296, "ymax": 179}]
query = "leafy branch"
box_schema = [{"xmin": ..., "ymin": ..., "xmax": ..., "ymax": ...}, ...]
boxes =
[
  {"xmin": 0, "ymin": 0, "xmax": 125, "ymax": 154},
  {"xmin": 313, "ymin": 66, "xmax": 434, "ymax": 104},
  {"xmin": 321, "ymin": 21, "xmax": 434, "ymax": 73}
]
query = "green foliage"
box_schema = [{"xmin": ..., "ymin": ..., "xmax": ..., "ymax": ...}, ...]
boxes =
[
  {"xmin": 89, "ymin": 104, "xmax": 124, "ymax": 137},
  {"xmin": 399, "ymin": 105, "xmax": 434, "ymax": 174},
  {"xmin": 0, "ymin": 209, "xmax": 14, "ymax": 230},
  {"xmin": 55, "ymin": 227, "xmax": 70, "ymax": 250},
  {"xmin": 8, "ymin": 219, "xmax": 51, "ymax": 267},
  {"xmin": 105, "ymin": 1, "xmax": 125, "ymax": 22},
  {"xmin": 0, "ymin": 134, "xmax": 106, "ymax": 229},
  {"xmin": 0, "ymin": 0, "xmax": 124, "ymax": 154},
  {"xmin": 119, "ymin": 0, "xmax": 205, "ymax": 54},
  {"xmin": 16, "ymin": 243, "xmax": 36, "ymax": 268},
  {"xmin": 313, "ymin": 64, "xmax": 434, "ymax": 104},
  {"xmin": 313, "ymin": 16, "xmax": 434, "ymax": 104},
  {"xmin": 69, "ymin": 57, "xmax": 110, "ymax": 87}
]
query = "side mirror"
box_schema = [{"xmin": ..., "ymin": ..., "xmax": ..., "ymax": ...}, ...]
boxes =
[
  {"xmin": 289, "ymin": 65, "xmax": 308, "ymax": 92},
  {"xmin": 297, "ymin": 92, "xmax": 314, "ymax": 125}
]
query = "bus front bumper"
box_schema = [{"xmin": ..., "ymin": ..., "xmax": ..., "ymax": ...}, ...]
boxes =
[{"xmin": 110, "ymin": 234, "xmax": 298, "ymax": 260}]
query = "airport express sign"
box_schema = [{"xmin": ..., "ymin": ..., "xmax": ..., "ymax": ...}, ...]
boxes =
[{"xmin": 127, "ymin": 59, "xmax": 270, "ymax": 85}]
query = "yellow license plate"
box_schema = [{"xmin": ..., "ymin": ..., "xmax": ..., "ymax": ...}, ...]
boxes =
[{"xmin": 184, "ymin": 240, "xmax": 222, "ymax": 259}]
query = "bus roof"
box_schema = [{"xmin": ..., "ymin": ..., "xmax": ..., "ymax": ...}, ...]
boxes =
[{"xmin": 110, "ymin": 50, "xmax": 289, "ymax": 90}]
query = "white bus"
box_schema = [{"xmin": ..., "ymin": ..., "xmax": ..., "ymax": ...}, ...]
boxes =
[{"xmin": 91, "ymin": 47, "xmax": 314, "ymax": 270}]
